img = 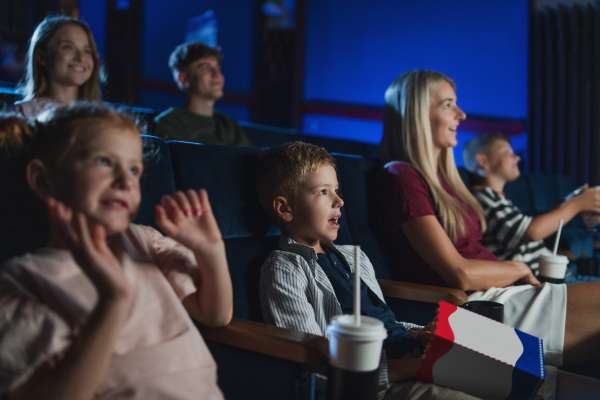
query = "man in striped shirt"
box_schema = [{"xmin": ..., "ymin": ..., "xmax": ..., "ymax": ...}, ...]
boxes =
[{"xmin": 463, "ymin": 133, "xmax": 600, "ymax": 275}]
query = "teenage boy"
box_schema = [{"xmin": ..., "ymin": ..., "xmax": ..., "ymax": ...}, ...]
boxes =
[
  {"xmin": 256, "ymin": 141, "xmax": 485, "ymax": 399},
  {"xmin": 463, "ymin": 133, "xmax": 600, "ymax": 274},
  {"xmin": 154, "ymin": 41, "xmax": 253, "ymax": 146}
]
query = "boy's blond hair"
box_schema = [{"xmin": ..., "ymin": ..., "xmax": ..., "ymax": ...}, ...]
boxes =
[
  {"xmin": 256, "ymin": 141, "xmax": 336, "ymax": 222},
  {"xmin": 462, "ymin": 132, "xmax": 510, "ymax": 175}
]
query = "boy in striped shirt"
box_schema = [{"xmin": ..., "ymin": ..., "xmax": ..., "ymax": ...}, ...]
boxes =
[{"xmin": 463, "ymin": 133, "xmax": 600, "ymax": 275}]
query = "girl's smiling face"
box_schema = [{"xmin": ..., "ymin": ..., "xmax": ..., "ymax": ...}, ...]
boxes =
[
  {"xmin": 41, "ymin": 24, "xmax": 94, "ymax": 90},
  {"xmin": 51, "ymin": 127, "xmax": 143, "ymax": 236},
  {"xmin": 429, "ymin": 81, "xmax": 466, "ymax": 152}
]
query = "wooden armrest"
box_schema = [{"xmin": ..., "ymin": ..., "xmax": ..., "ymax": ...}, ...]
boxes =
[
  {"xmin": 377, "ymin": 279, "xmax": 468, "ymax": 306},
  {"xmin": 199, "ymin": 317, "xmax": 329, "ymax": 368}
]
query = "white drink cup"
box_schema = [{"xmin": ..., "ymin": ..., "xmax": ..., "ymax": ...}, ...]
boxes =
[
  {"xmin": 326, "ymin": 315, "xmax": 388, "ymax": 400},
  {"xmin": 326, "ymin": 314, "xmax": 387, "ymax": 372},
  {"xmin": 538, "ymin": 254, "xmax": 569, "ymax": 284}
]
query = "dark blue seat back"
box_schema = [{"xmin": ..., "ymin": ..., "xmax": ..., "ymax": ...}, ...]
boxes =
[
  {"xmin": 335, "ymin": 153, "xmax": 440, "ymax": 325},
  {"xmin": 503, "ymin": 175, "xmax": 534, "ymax": 216},
  {"xmin": 134, "ymin": 135, "xmax": 176, "ymax": 229},
  {"xmin": 334, "ymin": 154, "xmax": 391, "ymax": 278},
  {"xmin": 167, "ymin": 142, "xmax": 282, "ymax": 321},
  {"xmin": 238, "ymin": 121, "xmax": 300, "ymax": 148},
  {"xmin": 304, "ymin": 135, "xmax": 379, "ymax": 159}
]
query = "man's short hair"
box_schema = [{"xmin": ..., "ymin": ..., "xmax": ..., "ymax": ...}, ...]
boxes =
[
  {"xmin": 462, "ymin": 132, "xmax": 510, "ymax": 174},
  {"xmin": 168, "ymin": 41, "xmax": 222, "ymax": 75},
  {"xmin": 256, "ymin": 142, "xmax": 336, "ymax": 222}
]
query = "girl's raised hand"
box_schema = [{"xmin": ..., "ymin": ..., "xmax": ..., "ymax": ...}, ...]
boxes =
[
  {"xmin": 155, "ymin": 189, "xmax": 224, "ymax": 252},
  {"xmin": 46, "ymin": 197, "xmax": 132, "ymax": 300}
]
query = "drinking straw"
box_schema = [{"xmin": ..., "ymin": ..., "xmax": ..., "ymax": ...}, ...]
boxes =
[
  {"xmin": 354, "ymin": 245, "xmax": 361, "ymax": 326},
  {"xmin": 552, "ymin": 219, "xmax": 564, "ymax": 256}
]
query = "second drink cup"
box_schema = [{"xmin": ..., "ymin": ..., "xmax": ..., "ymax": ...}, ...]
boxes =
[{"xmin": 538, "ymin": 254, "xmax": 569, "ymax": 284}]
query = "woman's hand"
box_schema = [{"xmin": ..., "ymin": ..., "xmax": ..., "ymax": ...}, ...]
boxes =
[{"xmin": 505, "ymin": 261, "xmax": 541, "ymax": 287}]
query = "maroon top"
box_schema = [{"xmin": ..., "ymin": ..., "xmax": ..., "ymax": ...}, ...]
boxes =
[{"xmin": 379, "ymin": 162, "xmax": 496, "ymax": 286}]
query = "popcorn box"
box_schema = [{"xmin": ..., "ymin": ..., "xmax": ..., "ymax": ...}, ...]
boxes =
[{"xmin": 417, "ymin": 301, "xmax": 545, "ymax": 400}]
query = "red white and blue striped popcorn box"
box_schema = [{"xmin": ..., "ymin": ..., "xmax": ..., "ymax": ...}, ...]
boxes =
[{"xmin": 417, "ymin": 301, "xmax": 545, "ymax": 400}]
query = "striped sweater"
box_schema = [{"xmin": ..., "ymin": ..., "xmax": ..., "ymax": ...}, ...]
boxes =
[{"xmin": 471, "ymin": 186, "xmax": 552, "ymax": 275}]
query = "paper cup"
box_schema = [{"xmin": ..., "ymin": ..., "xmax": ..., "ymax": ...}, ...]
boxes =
[
  {"xmin": 538, "ymin": 254, "xmax": 569, "ymax": 284},
  {"xmin": 326, "ymin": 315, "xmax": 387, "ymax": 372}
]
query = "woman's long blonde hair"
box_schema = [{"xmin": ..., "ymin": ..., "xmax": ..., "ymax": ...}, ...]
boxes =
[{"xmin": 379, "ymin": 70, "xmax": 486, "ymax": 242}]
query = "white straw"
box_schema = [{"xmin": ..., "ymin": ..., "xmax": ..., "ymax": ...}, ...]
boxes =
[
  {"xmin": 354, "ymin": 245, "xmax": 361, "ymax": 326},
  {"xmin": 552, "ymin": 219, "xmax": 564, "ymax": 256}
]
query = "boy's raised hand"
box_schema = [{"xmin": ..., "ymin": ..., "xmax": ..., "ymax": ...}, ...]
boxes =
[
  {"xmin": 155, "ymin": 189, "xmax": 224, "ymax": 252},
  {"xmin": 578, "ymin": 185, "xmax": 600, "ymax": 213},
  {"xmin": 46, "ymin": 197, "xmax": 132, "ymax": 300}
]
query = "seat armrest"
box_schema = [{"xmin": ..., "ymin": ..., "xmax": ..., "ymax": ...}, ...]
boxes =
[
  {"xmin": 377, "ymin": 279, "xmax": 468, "ymax": 306},
  {"xmin": 199, "ymin": 318, "xmax": 329, "ymax": 369}
]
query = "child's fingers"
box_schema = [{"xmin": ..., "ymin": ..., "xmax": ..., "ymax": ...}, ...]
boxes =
[
  {"xmin": 71, "ymin": 212, "xmax": 106, "ymax": 265},
  {"xmin": 172, "ymin": 191, "xmax": 193, "ymax": 217},
  {"xmin": 48, "ymin": 199, "xmax": 80, "ymax": 249},
  {"xmin": 154, "ymin": 204, "xmax": 177, "ymax": 236},
  {"xmin": 159, "ymin": 194, "xmax": 184, "ymax": 221},
  {"xmin": 160, "ymin": 191, "xmax": 194, "ymax": 218},
  {"xmin": 197, "ymin": 188, "xmax": 218, "ymax": 219},
  {"xmin": 197, "ymin": 189, "xmax": 209, "ymax": 211},
  {"xmin": 184, "ymin": 189, "xmax": 202, "ymax": 216}
]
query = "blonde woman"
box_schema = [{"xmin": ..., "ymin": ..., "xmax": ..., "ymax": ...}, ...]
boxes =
[{"xmin": 379, "ymin": 70, "xmax": 600, "ymax": 380}]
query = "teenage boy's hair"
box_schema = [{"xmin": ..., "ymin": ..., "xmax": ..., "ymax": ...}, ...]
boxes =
[
  {"xmin": 462, "ymin": 132, "xmax": 510, "ymax": 174},
  {"xmin": 256, "ymin": 142, "xmax": 336, "ymax": 221},
  {"xmin": 168, "ymin": 41, "xmax": 222, "ymax": 75}
]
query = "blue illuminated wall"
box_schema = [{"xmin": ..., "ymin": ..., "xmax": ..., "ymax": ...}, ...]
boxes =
[
  {"xmin": 78, "ymin": 0, "xmax": 529, "ymax": 164},
  {"xmin": 302, "ymin": 0, "xmax": 529, "ymax": 164}
]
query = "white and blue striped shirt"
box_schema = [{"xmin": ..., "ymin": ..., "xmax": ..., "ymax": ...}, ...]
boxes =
[{"xmin": 472, "ymin": 187, "xmax": 552, "ymax": 275}]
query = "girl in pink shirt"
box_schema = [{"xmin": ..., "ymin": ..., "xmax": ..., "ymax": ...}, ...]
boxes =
[{"xmin": 0, "ymin": 102, "xmax": 232, "ymax": 399}]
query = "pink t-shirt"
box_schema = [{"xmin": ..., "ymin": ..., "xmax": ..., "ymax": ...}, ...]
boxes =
[
  {"xmin": 379, "ymin": 162, "xmax": 496, "ymax": 286},
  {"xmin": 13, "ymin": 97, "xmax": 63, "ymax": 120},
  {"xmin": 0, "ymin": 224, "xmax": 224, "ymax": 399}
]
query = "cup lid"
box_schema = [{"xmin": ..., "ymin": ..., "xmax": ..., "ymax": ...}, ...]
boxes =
[
  {"xmin": 539, "ymin": 254, "xmax": 569, "ymax": 263},
  {"xmin": 326, "ymin": 315, "xmax": 388, "ymax": 341}
]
